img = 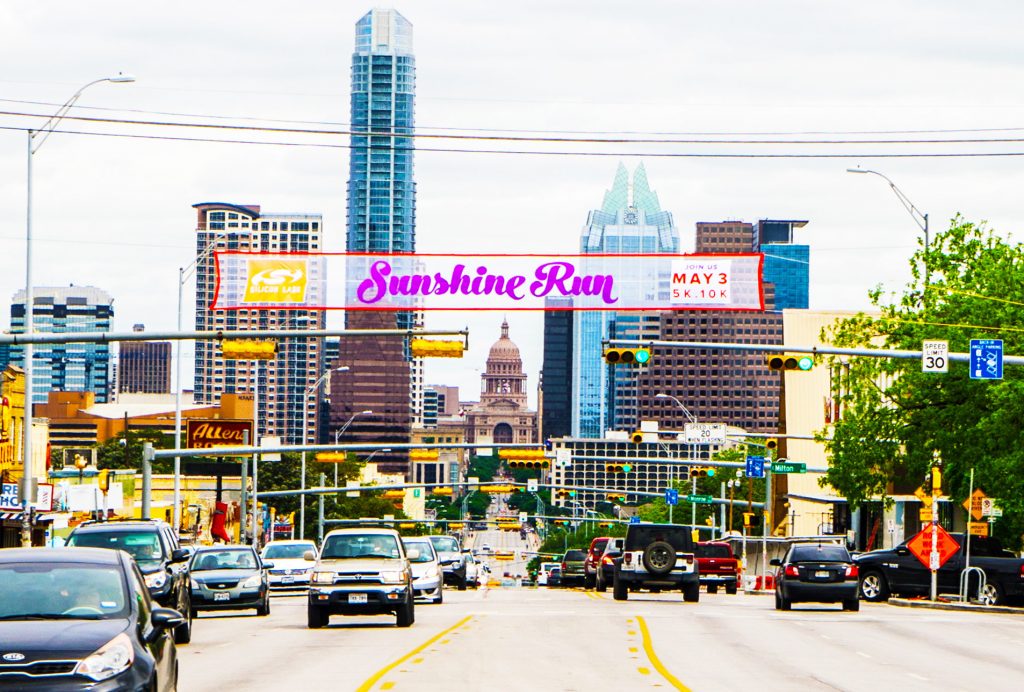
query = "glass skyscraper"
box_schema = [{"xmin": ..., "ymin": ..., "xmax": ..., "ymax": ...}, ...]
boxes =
[
  {"xmin": 758, "ymin": 220, "xmax": 810, "ymax": 310},
  {"xmin": 572, "ymin": 163, "xmax": 680, "ymax": 438}
]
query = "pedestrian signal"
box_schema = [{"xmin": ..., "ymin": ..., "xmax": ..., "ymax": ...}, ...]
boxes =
[{"xmin": 603, "ymin": 348, "xmax": 652, "ymax": 365}]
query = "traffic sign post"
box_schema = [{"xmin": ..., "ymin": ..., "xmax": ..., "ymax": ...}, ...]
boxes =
[
  {"xmin": 745, "ymin": 455, "xmax": 766, "ymax": 478},
  {"xmin": 970, "ymin": 339, "xmax": 1004, "ymax": 380},
  {"xmin": 922, "ymin": 340, "xmax": 949, "ymax": 373}
]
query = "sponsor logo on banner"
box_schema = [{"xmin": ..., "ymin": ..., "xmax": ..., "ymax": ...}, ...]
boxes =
[
  {"xmin": 213, "ymin": 253, "xmax": 765, "ymax": 311},
  {"xmin": 243, "ymin": 259, "xmax": 309, "ymax": 304},
  {"xmin": 186, "ymin": 420, "xmax": 254, "ymax": 449}
]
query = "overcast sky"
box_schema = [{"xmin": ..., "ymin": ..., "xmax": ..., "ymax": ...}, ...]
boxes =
[{"xmin": 2, "ymin": 1, "xmax": 1022, "ymax": 407}]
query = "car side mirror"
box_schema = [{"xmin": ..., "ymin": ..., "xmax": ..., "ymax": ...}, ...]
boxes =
[
  {"xmin": 895, "ymin": 547, "xmax": 909, "ymax": 556},
  {"xmin": 151, "ymin": 607, "xmax": 185, "ymax": 631},
  {"xmin": 462, "ymin": 548, "xmax": 472, "ymax": 554},
  {"xmin": 769, "ymin": 558, "xmax": 782, "ymax": 566},
  {"xmin": 303, "ymin": 550, "xmax": 317, "ymax": 561},
  {"xmin": 406, "ymin": 549, "xmax": 421, "ymax": 560},
  {"xmin": 170, "ymin": 548, "xmax": 190, "ymax": 563},
  {"xmin": 607, "ymin": 550, "xmax": 622, "ymax": 558},
  {"xmin": 262, "ymin": 561, "xmax": 275, "ymax": 570}
]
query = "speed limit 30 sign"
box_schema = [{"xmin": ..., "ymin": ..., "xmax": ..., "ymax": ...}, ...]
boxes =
[{"xmin": 922, "ymin": 340, "xmax": 949, "ymax": 373}]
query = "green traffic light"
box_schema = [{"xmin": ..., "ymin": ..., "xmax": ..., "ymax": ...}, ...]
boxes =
[
  {"xmin": 622, "ymin": 464, "xmax": 632, "ymax": 473},
  {"xmin": 707, "ymin": 467, "xmax": 715, "ymax": 477},
  {"xmin": 635, "ymin": 349, "xmax": 651, "ymax": 364},
  {"xmin": 797, "ymin": 356, "xmax": 813, "ymax": 370}
]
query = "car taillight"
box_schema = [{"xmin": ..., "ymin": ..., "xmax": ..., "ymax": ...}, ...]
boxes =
[
  {"xmin": 845, "ymin": 564, "xmax": 859, "ymax": 580},
  {"xmin": 602, "ymin": 556, "xmax": 614, "ymax": 565},
  {"xmin": 784, "ymin": 565, "xmax": 800, "ymax": 578},
  {"xmin": 561, "ymin": 562, "xmax": 567, "ymax": 571},
  {"xmin": 624, "ymin": 553, "xmax": 633, "ymax": 565},
  {"xmin": 1019, "ymin": 564, "xmax": 1024, "ymax": 579}
]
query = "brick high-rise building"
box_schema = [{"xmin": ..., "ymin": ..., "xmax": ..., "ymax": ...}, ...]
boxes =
[{"xmin": 118, "ymin": 324, "xmax": 171, "ymax": 395}]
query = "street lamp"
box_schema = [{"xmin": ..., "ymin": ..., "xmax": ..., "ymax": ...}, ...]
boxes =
[
  {"xmin": 846, "ymin": 168, "xmax": 930, "ymax": 288},
  {"xmin": 653, "ymin": 393, "xmax": 697, "ymax": 424},
  {"xmin": 299, "ymin": 366, "xmax": 349, "ymax": 539},
  {"xmin": 22, "ymin": 73, "xmax": 135, "ymax": 547},
  {"xmin": 655, "ymin": 393, "xmax": 699, "ymax": 525},
  {"xmin": 364, "ymin": 448, "xmax": 391, "ymax": 464},
  {"xmin": 330, "ymin": 410, "xmax": 373, "ymax": 488}
]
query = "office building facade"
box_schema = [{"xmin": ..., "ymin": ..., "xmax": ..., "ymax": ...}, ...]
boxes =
[
  {"xmin": 118, "ymin": 324, "xmax": 171, "ymax": 395},
  {"xmin": 9, "ymin": 286, "xmax": 114, "ymax": 404},
  {"xmin": 573, "ymin": 163, "xmax": 679, "ymax": 438},
  {"xmin": 757, "ymin": 220, "xmax": 810, "ymax": 310},
  {"xmin": 191, "ymin": 203, "xmax": 325, "ymax": 444},
  {"xmin": 541, "ymin": 296, "xmax": 574, "ymax": 440}
]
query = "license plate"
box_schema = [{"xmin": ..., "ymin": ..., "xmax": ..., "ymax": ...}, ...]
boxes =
[
  {"xmin": 815, "ymin": 570, "xmax": 829, "ymax": 578},
  {"xmin": 348, "ymin": 593, "xmax": 368, "ymax": 604},
  {"xmin": 214, "ymin": 592, "xmax": 231, "ymax": 601},
  {"xmin": 281, "ymin": 576, "xmax": 294, "ymax": 584}
]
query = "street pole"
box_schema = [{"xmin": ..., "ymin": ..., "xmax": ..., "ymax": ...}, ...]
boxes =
[
  {"xmin": 300, "ymin": 396, "xmax": 308, "ymax": 540},
  {"xmin": 239, "ymin": 431, "xmax": 249, "ymax": 542},
  {"xmin": 763, "ymin": 467, "xmax": 772, "ymax": 587},
  {"xmin": 719, "ymin": 482, "xmax": 726, "ymax": 540},
  {"xmin": 141, "ymin": 443, "xmax": 153, "ymax": 519},
  {"xmin": 691, "ymin": 476, "xmax": 697, "ymax": 529},
  {"xmin": 251, "ymin": 360, "xmax": 261, "ymax": 547},
  {"xmin": 929, "ymin": 456, "xmax": 941, "ymax": 601},
  {"xmin": 318, "ymin": 472, "xmax": 326, "ymax": 545}
]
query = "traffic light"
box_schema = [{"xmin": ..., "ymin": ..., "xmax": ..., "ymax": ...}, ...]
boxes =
[
  {"xmin": 221, "ymin": 339, "xmax": 278, "ymax": 360},
  {"xmin": 690, "ymin": 466, "xmax": 716, "ymax": 478},
  {"xmin": 930, "ymin": 466, "xmax": 942, "ymax": 492},
  {"xmin": 410, "ymin": 338, "xmax": 465, "ymax": 358},
  {"xmin": 97, "ymin": 469, "xmax": 110, "ymax": 493},
  {"xmin": 765, "ymin": 438, "xmax": 779, "ymax": 451},
  {"xmin": 431, "ymin": 487, "xmax": 453, "ymax": 496},
  {"xmin": 408, "ymin": 449, "xmax": 440, "ymax": 462},
  {"xmin": 765, "ymin": 353, "xmax": 814, "ymax": 371},
  {"xmin": 604, "ymin": 463, "xmax": 633, "ymax": 474},
  {"xmin": 315, "ymin": 452, "xmax": 348, "ymax": 463},
  {"xmin": 383, "ymin": 490, "xmax": 405, "ymax": 499},
  {"xmin": 603, "ymin": 347, "xmax": 652, "ymax": 365},
  {"xmin": 599, "ymin": 521, "xmax": 613, "ymax": 528},
  {"xmin": 399, "ymin": 522, "xmax": 417, "ymax": 529},
  {"xmin": 743, "ymin": 512, "xmax": 755, "ymax": 528},
  {"xmin": 508, "ymin": 459, "xmax": 551, "ymax": 469},
  {"xmin": 630, "ymin": 430, "xmax": 645, "ymax": 444},
  {"xmin": 606, "ymin": 493, "xmax": 626, "ymax": 502}
]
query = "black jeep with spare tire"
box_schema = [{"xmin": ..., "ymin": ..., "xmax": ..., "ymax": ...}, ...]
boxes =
[{"xmin": 612, "ymin": 522, "xmax": 700, "ymax": 603}]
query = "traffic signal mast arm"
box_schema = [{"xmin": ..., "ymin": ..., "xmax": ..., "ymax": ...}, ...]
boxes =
[{"xmin": 606, "ymin": 339, "xmax": 1024, "ymax": 366}]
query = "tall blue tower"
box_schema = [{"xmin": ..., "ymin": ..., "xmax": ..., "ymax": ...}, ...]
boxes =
[
  {"xmin": 347, "ymin": 8, "xmax": 416, "ymax": 255},
  {"xmin": 571, "ymin": 163, "xmax": 680, "ymax": 438}
]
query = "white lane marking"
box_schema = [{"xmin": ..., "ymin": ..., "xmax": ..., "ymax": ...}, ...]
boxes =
[
  {"xmin": 856, "ymin": 651, "xmax": 871, "ymax": 659},
  {"xmin": 908, "ymin": 673, "xmax": 928, "ymax": 681}
]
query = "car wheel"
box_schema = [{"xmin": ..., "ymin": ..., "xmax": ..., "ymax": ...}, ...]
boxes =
[
  {"xmin": 256, "ymin": 596, "xmax": 270, "ymax": 616},
  {"xmin": 173, "ymin": 606, "xmax": 192, "ymax": 644},
  {"xmin": 778, "ymin": 591, "xmax": 792, "ymax": 611},
  {"xmin": 843, "ymin": 597, "xmax": 860, "ymax": 612},
  {"xmin": 978, "ymin": 581, "xmax": 1004, "ymax": 606},
  {"xmin": 642, "ymin": 541, "xmax": 676, "ymax": 576},
  {"xmin": 612, "ymin": 573, "xmax": 628, "ymax": 601},
  {"xmin": 725, "ymin": 582, "xmax": 738, "ymax": 595},
  {"xmin": 707, "ymin": 584, "xmax": 719, "ymax": 594},
  {"xmin": 774, "ymin": 590, "xmax": 784, "ymax": 611},
  {"xmin": 307, "ymin": 605, "xmax": 328, "ymax": 629},
  {"xmin": 595, "ymin": 574, "xmax": 607, "ymax": 593},
  {"xmin": 683, "ymin": 582, "xmax": 700, "ymax": 603},
  {"xmin": 457, "ymin": 575, "xmax": 467, "ymax": 591},
  {"xmin": 396, "ymin": 596, "xmax": 415, "ymax": 627},
  {"xmin": 434, "ymin": 588, "xmax": 444, "ymax": 605},
  {"xmin": 584, "ymin": 573, "xmax": 596, "ymax": 589},
  {"xmin": 859, "ymin": 571, "xmax": 889, "ymax": 602}
]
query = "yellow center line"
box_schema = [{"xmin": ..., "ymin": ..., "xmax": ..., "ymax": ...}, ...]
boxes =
[
  {"xmin": 636, "ymin": 616, "xmax": 691, "ymax": 692},
  {"xmin": 356, "ymin": 615, "xmax": 474, "ymax": 692}
]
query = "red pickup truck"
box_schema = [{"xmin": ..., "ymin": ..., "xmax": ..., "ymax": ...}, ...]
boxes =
[{"xmin": 696, "ymin": 541, "xmax": 740, "ymax": 594}]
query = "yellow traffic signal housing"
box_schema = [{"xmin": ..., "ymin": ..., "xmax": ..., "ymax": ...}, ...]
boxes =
[
  {"xmin": 630, "ymin": 430, "xmax": 645, "ymax": 444},
  {"xmin": 449, "ymin": 522, "xmax": 464, "ymax": 530},
  {"xmin": 604, "ymin": 463, "xmax": 633, "ymax": 474},
  {"xmin": 431, "ymin": 487, "xmax": 453, "ymax": 496},
  {"xmin": 603, "ymin": 347, "xmax": 652, "ymax": 365},
  {"xmin": 97, "ymin": 469, "xmax": 110, "ymax": 493},
  {"xmin": 606, "ymin": 493, "xmax": 626, "ymax": 502},
  {"xmin": 410, "ymin": 338, "xmax": 465, "ymax": 358},
  {"xmin": 399, "ymin": 522, "xmax": 417, "ymax": 529},
  {"xmin": 599, "ymin": 521, "xmax": 613, "ymax": 528},
  {"xmin": 315, "ymin": 452, "xmax": 348, "ymax": 463},
  {"xmin": 221, "ymin": 339, "xmax": 278, "ymax": 360},
  {"xmin": 743, "ymin": 512, "xmax": 755, "ymax": 527},
  {"xmin": 765, "ymin": 438, "xmax": 779, "ymax": 451},
  {"xmin": 408, "ymin": 449, "xmax": 440, "ymax": 462},
  {"xmin": 383, "ymin": 490, "xmax": 406, "ymax": 499},
  {"xmin": 765, "ymin": 353, "xmax": 814, "ymax": 371},
  {"xmin": 498, "ymin": 448, "xmax": 547, "ymax": 459},
  {"xmin": 690, "ymin": 466, "xmax": 716, "ymax": 478},
  {"xmin": 508, "ymin": 459, "xmax": 550, "ymax": 470},
  {"xmin": 930, "ymin": 466, "xmax": 942, "ymax": 492}
]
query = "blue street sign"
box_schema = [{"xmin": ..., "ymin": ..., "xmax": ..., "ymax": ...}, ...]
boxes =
[
  {"xmin": 664, "ymin": 488, "xmax": 679, "ymax": 506},
  {"xmin": 746, "ymin": 455, "xmax": 766, "ymax": 478},
  {"xmin": 629, "ymin": 516, "xmax": 641, "ymax": 525},
  {"xmin": 970, "ymin": 339, "xmax": 1003, "ymax": 380}
]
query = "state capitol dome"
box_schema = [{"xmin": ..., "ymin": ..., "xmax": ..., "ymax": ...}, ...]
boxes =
[{"xmin": 487, "ymin": 320, "xmax": 521, "ymax": 364}]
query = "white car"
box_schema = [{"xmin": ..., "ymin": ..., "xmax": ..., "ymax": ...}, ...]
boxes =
[
  {"xmin": 538, "ymin": 561, "xmax": 560, "ymax": 586},
  {"xmin": 261, "ymin": 540, "xmax": 318, "ymax": 588},
  {"xmin": 464, "ymin": 552, "xmax": 483, "ymax": 588},
  {"xmin": 402, "ymin": 537, "xmax": 444, "ymax": 604}
]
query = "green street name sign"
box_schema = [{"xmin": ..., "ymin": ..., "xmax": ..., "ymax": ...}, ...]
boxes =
[
  {"xmin": 687, "ymin": 494, "xmax": 714, "ymax": 504},
  {"xmin": 771, "ymin": 462, "xmax": 807, "ymax": 474}
]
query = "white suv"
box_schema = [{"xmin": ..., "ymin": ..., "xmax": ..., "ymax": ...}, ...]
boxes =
[{"xmin": 613, "ymin": 523, "xmax": 700, "ymax": 602}]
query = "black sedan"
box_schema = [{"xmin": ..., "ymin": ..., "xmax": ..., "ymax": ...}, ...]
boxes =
[
  {"xmin": 772, "ymin": 543, "xmax": 860, "ymax": 611},
  {"xmin": 0, "ymin": 547, "xmax": 182, "ymax": 690},
  {"xmin": 189, "ymin": 545, "xmax": 272, "ymax": 616}
]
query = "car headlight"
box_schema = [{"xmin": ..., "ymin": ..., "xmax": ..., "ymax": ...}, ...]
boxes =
[
  {"xmin": 312, "ymin": 571, "xmax": 335, "ymax": 585},
  {"xmin": 190, "ymin": 578, "xmax": 200, "ymax": 590},
  {"xmin": 242, "ymin": 574, "xmax": 262, "ymax": 588},
  {"xmin": 74, "ymin": 632, "xmax": 134, "ymax": 682},
  {"xmin": 144, "ymin": 572, "xmax": 167, "ymax": 590},
  {"xmin": 380, "ymin": 571, "xmax": 405, "ymax": 585}
]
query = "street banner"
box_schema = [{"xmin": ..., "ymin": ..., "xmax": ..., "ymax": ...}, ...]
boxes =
[
  {"xmin": 212, "ymin": 252, "xmax": 765, "ymax": 312},
  {"xmin": 186, "ymin": 420, "xmax": 254, "ymax": 449}
]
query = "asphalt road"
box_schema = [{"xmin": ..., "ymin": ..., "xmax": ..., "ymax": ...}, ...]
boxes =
[{"xmin": 178, "ymin": 584, "xmax": 1024, "ymax": 691}]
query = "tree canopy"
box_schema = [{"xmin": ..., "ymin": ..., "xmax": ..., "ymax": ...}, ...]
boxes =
[{"xmin": 821, "ymin": 217, "xmax": 1024, "ymax": 547}]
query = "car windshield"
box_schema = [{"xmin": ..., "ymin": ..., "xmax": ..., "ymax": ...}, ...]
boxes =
[
  {"xmin": 429, "ymin": 537, "xmax": 459, "ymax": 553},
  {"xmin": 192, "ymin": 549, "xmax": 258, "ymax": 571},
  {"xmin": 590, "ymin": 539, "xmax": 609, "ymax": 555},
  {"xmin": 263, "ymin": 543, "xmax": 314, "ymax": 559},
  {"xmin": 696, "ymin": 544, "xmax": 732, "ymax": 558},
  {"xmin": 67, "ymin": 530, "xmax": 164, "ymax": 564},
  {"xmin": 0, "ymin": 563, "xmax": 129, "ymax": 620},
  {"xmin": 322, "ymin": 534, "xmax": 401, "ymax": 559},
  {"xmin": 564, "ymin": 550, "xmax": 586, "ymax": 561},
  {"xmin": 402, "ymin": 541, "xmax": 435, "ymax": 563},
  {"xmin": 789, "ymin": 545, "xmax": 850, "ymax": 562}
]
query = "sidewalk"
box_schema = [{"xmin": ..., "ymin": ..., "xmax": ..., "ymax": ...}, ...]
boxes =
[{"xmin": 888, "ymin": 597, "xmax": 1023, "ymax": 614}]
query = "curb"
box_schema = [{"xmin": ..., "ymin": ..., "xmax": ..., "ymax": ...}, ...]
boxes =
[{"xmin": 887, "ymin": 597, "xmax": 1023, "ymax": 614}]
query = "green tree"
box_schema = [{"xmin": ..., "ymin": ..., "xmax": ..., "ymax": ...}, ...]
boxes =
[
  {"xmin": 821, "ymin": 217, "xmax": 1024, "ymax": 548},
  {"xmin": 96, "ymin": 429, "xmax": 174, "ymax": 473}
]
